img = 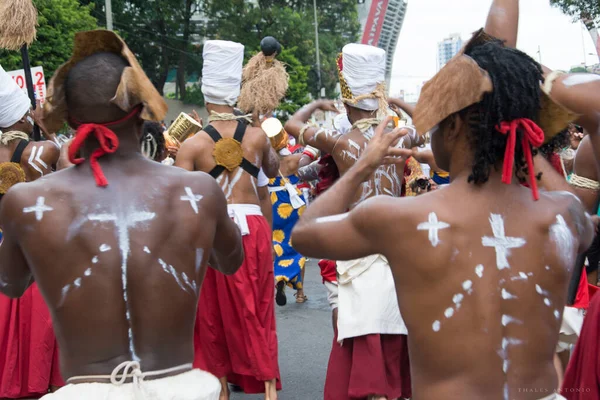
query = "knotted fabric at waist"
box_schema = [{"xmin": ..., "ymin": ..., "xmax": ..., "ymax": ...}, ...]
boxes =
[{"xmin": 228, "ymin": 204, "xmax": 262, "ymax": 236}]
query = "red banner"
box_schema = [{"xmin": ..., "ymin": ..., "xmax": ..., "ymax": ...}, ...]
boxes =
[{"xmin": 361, "ymin": 0, "xmax": 389, "ymax": 46}]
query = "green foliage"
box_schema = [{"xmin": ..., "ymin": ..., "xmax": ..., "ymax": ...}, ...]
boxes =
[
  {"xmin": 276, "ymin": 47, "xmax": 310, "ymax": 116},
  {"xmin": 550, "ymin": 0, "xmax": 600, "ymax": 19},
  {"xmin": 570, "ymin": 66, "xmax": 588, "ymax": 72},
  {"xmin": 202, "ymin": 0, "xmax": 360, "ymax": 100},
  {"xmin": 182, "ymin": 83, "xmax": 205, "ymax": 106},
  {"xmin": 0, "ymin": 0, "xmax": 97, "ymax": 77}
]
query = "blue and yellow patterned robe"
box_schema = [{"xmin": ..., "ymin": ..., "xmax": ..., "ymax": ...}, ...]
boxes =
[{"xmin": 269, "ymin": 175, "xmax": 307, "ymax": 290}]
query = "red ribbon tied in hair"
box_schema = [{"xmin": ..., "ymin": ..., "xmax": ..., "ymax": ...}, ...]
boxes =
[
  {"xmin": 496, "ymin": 118, "xmax": 545, "ymax": 201},
  {"xmin": 68, "ymin": 106, "xmax": 141, "ymax": 187}
]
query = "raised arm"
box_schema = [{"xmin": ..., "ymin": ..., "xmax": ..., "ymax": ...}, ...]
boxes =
[
  {"xmin": 206, "ymin": 179, "xmax": 244, "ymax": 275},
  {"xmin": 260, "ymin": 132, "xmax": 280, "ymax": 179},
  {"xmin": 0, "ymin": 187, "xmax": 33, "ymax": 298},
  {"xmin": 388, "ymin": 98, "xmax": 415, "ymax": 118},
  {"xmin": 548, "ymin": 74, "xmax": 600, "ymax": 171},
  {"xmin": 292, "ymin": 118, "xmax": 411, "ymax": 260},
  {"xmin": 484, "ymin": 0, "xmax": 519, "ymax": 47},
  {"xmin": 284, "ymin": 100, "xmax": 341, "ymax": 154}
]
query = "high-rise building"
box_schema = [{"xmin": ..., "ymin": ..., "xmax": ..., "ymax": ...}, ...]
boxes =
[
  {"xmin": 437, "ymin": 34, "xmax": 463, "ymax": 71},
  {"xmin": 357, "ymin": 0, "xmax": 409, "ymax": 88}
]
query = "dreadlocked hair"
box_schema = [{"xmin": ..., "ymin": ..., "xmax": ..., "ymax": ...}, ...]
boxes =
[
  {"xmin": 140, "ymin": 121, "xmax": 165, "ymax": 161},
  {"xmin": 539, "ymin": 129, "xmax": 570, "ymax": 158},
  {"xmin": 447, "ymin": 40, "xmax": 544, "ymax": 185}
]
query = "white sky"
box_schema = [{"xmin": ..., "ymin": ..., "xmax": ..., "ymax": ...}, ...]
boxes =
[{"xmin": 389, "ymin": 0, "xmax": 600, "ymax": 96}]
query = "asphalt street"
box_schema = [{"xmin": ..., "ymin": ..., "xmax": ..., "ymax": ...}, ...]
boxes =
[{"xmin": 231, "ymin": 259, "xmax": 333, "ymax": 400}]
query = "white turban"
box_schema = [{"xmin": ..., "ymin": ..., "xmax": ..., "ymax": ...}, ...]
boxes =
[
  {"xmin": 202, "ymin": 40, "xmax": 244, "ymax": 106},
  {"xmin": 0, "ymin": 65, "xmax": 30, "ymax": 128},
  {"xmin": 340, "ymin": 43, "xmax": 386, "ymax": 111}
]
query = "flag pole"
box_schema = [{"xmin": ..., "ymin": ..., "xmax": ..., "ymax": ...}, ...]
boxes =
[{"xmin": 20, "ymin": 45, "xmax": 41, "ymax": 141}]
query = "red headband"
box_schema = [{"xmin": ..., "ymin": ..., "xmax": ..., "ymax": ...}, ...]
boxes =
[
  {"xmin": 68, "ymin": 105, "xmax": 142, "ymax": 187},
  {"xmin": 496, "ymin": 118, "xmax": 544, "ymax": 201}
]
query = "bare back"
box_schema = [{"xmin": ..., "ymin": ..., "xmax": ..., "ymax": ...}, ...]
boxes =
[
  {"xmin": 1, "ymin": 157, "xmax": 224, "ymax": 379},
  {"xmin": 332, "ymin": 127, "xmax": 405, "ymax": 206},
  {"xmin": 0, "ymin": 139, "xmax": 58, "ymax": 181},
  {"xmin": 182, "ymin": 120, "xmax": 268, "ymax": 205},
  {"xmin": 380, "ymin": 181, "xmax": 586, "ymax": 399}
]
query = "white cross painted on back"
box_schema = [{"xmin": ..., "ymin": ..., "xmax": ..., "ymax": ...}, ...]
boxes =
[
  {"xmin": 180, "ymin": 187, "xmax": 203, "ymax": 214},
  {"xmin": 88, "ymin": 209, "xmax": 155, "ymax": 361},
  {"xmin": 23, "ymin": 197, "xmax": 54, "ymax": 221},
  {"xmin": 482, "ymin": 214, "xmax": 526, "ymax": 270},
  {"xmin": 417, "ymin": 212, "xmax": 450, "ymax": 247}
]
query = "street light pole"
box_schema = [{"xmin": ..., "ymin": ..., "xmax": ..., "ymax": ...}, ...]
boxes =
[
  {"xmin": 105, "ymin": 0, "xmax": 114, "ymax": 31},
  {"xmin": 313, "ymin": 0, "xmax": 322, "ymax": 97}
]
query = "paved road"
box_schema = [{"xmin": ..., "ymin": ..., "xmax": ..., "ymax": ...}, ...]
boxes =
[{"xmin": 231, "ymin": 259, "xmax": 333, "ymax": 400}]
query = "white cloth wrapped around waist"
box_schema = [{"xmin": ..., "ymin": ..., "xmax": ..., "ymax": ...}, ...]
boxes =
[
  {"xmin": 42, "ymin": 362, "xmax": 220, "ymax": 400},
  {"xmin": 337, "ymin": 254, "xmax": 407, "ymax": 341},
  {"xmin": 268, "ymin": 182, "xmax": 306, "ymax": 209},
  {"xmin": 228, "ymin": 204, "xmax": 262, "ymax": 236},
  {"xmin": 324, "ymin": 281, "xmax": 339, "ymax": 310}
]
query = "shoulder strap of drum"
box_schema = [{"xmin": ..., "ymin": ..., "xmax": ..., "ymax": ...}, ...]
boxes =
[
  {"xmin": 11, "ymin": 140, "xmax": 29, "ymax": 163},
  {"xmin": 235, "ymin": 122, "xmax": 260, "ymax": 179},
  {"xmin": 204, "ymin": 126, "xmax": 226, "ymax": 178}
]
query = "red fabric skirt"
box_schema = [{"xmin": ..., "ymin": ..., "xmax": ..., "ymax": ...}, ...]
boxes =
[
  {"xmin": 194, "ymin": 215, "xmax": 281, "ymax": 394},
  {"xmin": 561, "ymin": 293, "xmax": 600, "ymax": 399},
  {"xmin": 325, "ymin": 327, "xmax": 411, "ymax": 400},
  {"xmin": 0, "ymin": 284, "xmax": 64, "ymax": 398}
]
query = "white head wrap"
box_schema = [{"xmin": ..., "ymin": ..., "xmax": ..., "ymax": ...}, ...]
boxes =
[
  {"xmin": 202, "ymin": 40, "xmax": 244, "ymax": 106},
  {"xmin": 0, "ymin": 65, "xmax": 30, "ymax": 128},
  {"xmin": 340, "ymin": 44, "xmax": 386, "ymax": 111}
]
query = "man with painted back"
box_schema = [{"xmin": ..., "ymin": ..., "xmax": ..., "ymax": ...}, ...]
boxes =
[
  {"xmin": 286, "ymin": 44, "xmax": 414, "ymax": 400},
  {"xmin": 175, "ymin": 40, "xmax": 281, "ymax": 400},
  {"xmin": 0, "ymin": 31, "xmax": 243, "ymax": 400},
  {"xmin": 292, "ymin": 2, "xmax": 600, "ymax": 399}
]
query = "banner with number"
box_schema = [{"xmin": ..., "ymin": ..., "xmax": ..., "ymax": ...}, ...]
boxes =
[{"xmin": 6, "ymin": 66, "xmax": 46, "ymax": 103}]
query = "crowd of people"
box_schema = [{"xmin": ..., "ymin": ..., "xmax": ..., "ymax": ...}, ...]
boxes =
[{"xmin": 0, "ymin": 0, "xmax": 599, "ymax": 399}]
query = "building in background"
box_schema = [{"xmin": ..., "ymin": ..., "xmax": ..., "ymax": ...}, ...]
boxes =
[
  {"xmin": 357, "ymin": 0, "xmax": 409, "ymax": 88},
  {"xmin": 437, "ymin": 33, "xmax": 462, "ymax": 71}
]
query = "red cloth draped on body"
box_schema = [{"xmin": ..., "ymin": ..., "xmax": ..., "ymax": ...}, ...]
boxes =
[
  {"xmin": 325, "ymin": 326, "xmax": 411, "ymax": 400},
  {"xmin": 0, "ymin": 284, "xmax": 64, "ymax": 398},
  {"xmin": 194, "ymin": 215, "xmax": 281, "ymax": 394},
  {"xmin": 561, "ymin": 293, "xmax": 600, "ymax": 399}
]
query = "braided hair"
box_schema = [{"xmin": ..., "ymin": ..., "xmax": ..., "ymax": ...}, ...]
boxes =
[
  {"xmin": 442, "ymin": 40, "xmax": 544, "ymax": 185},
  {"xmin": 140, "ymin": 121, "xmax": 166, "ymax": 161}
]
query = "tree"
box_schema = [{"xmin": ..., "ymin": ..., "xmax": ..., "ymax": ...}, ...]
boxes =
[
  {"xmin": 0, "ymin": 0, "xmax": 97, "ymax": 78},
  {"xmin": 275, "ymin": 47, "xmax": 310, "ymax": 116},
  {"xmin": 80, "ymin": 0, "xmax": 203, "ymax": 96},
  {"xmin": 202, "ymin": 0, "xmax": 360, "ymax": 100},
  {"xmin": 550, "ymin": 0, "xmax": 600, "ymax": 20}
]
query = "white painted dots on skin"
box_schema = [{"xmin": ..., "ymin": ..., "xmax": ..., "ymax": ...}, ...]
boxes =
[
  {"xmin": 23, "ymin": 197, "xmax": 54, "ymax": 221},
  {"xmin": 535, "ymin": 284, "xmax": 549, "ymax": 296},
  {"xmin": 453, "ymin": 293, "xmax": 464, "ymax": 307},
  {"xmin": 432, "ymin": 320, "xmax": 441, "ymax": 332},
  {"xmin": 482, "ymin": 214, "xmax": 526, "ymax": 270},
  {"xmin": 99, "ymin": 244, "xmax": 111, "ymax": 252},
  {"xmin": 92, "ymin": 256, "xmax": 99, "ymax": 264},
  {"xmin": 554, "ymin": 310, "xmax": 561, "ymax": 319},
  {"xmin": 501, "ymin": 315, "xmax": 523, "ymax": 327},
  {"xmin": 444, "ymin": 308, "xmax": 454, "ymax": 318},
  {"xmin": 315, "ymin": 213, "xmax": 349, "ymax": 224},
  {"xmin": 417, "ymin": 212, "xmax": 450, "ymax": 247},
  {"xmin": 501, "ymin": 289, "xmax": 517, "ymax": 300},
  {"xmin": 462, "ymin": 280, "xmax": 473, "ymax": 292},
  {"xmin": 475, "ymin": 265, "xmax": 484, "ymax": 278},
  {"xmin": 545, "ymin": 266, "xmax": 550, "ymax": 271},
  {"xmin": 84, "ymin": 268, "xmax": 92, "ymax": 277},
  {"xmin": 544, "ymin": 298, "xmax": 552, "ymax": 307},
  {"xmin": 143, "ymin": 247, "xmax": 151, "ymax": 254},
  {"xmin": 180, "ymin": 187, "xmax": 203, "ymax": 214}
]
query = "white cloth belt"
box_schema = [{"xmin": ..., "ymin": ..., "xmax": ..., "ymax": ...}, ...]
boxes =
[
  {"xmin": 228, "ymin": 204, "xmax": 262, "ymax": 236},
  {"xmin": 65, "ymin": 361, "xmax": 194, "ymax": 400},
  {"xmin": 337, "ymin": 254, "xmax": 407, "ymax": 341},
  {"xmin": 43, "ymin": 363, "xmax": 219, "ymax": 400},
  {"xmin": 268, "ymin": 182, "xmax": 305, "ymax": 209}
]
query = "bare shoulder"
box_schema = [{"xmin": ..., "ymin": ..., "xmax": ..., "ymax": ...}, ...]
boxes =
[
  {"xmin": 353, "ymin": 193, "xmax": 424, "ymax": 236},
  {"xmin": 541, "ymin": 190, "xmax": 587, "ymax": 234},
  {"xmin": 0, "ymin": 180, "xmax": 43, "ymax": 226},
  {"xmin": 160, "ymin": 166, "xmax": 224, "ymax": 208}
]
